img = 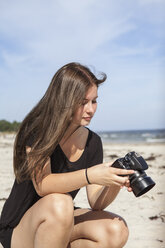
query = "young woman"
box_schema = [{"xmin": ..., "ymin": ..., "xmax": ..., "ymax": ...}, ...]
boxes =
[{"xmin": 0, "ymin": 62, "xmax": 134, "ymax": 248}]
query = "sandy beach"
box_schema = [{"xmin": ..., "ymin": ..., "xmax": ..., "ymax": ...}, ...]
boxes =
[{"xmin": 0, "ymin": 133, "xmax": 165, "ymax": 248}]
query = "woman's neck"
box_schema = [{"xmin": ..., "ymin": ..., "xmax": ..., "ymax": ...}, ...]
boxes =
[
  {"xmin": 60, "ymin": 124, "xmax": 81, "ymax": 146},
  {"xmin": 59, "ymin": 126, "xmax": 89, "ymax": 162}
]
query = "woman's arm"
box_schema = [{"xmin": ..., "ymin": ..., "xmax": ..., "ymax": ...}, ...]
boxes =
[
  {"xmin": 37, "ymin": 168, "xmax": 89, "ymax": 197},
  {"xmin": 86, "ymin": 163, "xmax": 133, "ymax": 210},
  {"xmin": 86, "ymin": 184, "xmax": 120, "ymax": 210},
  {"xmin": 26, "ymin": 147, "xmax": 133, "ymax": 198},
  {"xmin": 32, "ymin": 161, "xmax": 133, "ymax": 199},
  {"xmin": 27, "ymin": 146, "xmax": 89, "ymax": 196}
]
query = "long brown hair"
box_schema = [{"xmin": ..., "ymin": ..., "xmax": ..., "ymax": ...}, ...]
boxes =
[{"xmin": 14, "ymin": 62, "xmax": 106, "ymax": 183}]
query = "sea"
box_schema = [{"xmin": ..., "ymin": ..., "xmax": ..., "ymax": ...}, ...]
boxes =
[{"xmin": 97, "ymin": 129, "xmax": 165, "ymax": 144}]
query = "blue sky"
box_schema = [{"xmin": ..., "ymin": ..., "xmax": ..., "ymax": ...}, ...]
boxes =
[{"xmin": 0, "ymin": 0, "xmax": 164, "ymax": 131}]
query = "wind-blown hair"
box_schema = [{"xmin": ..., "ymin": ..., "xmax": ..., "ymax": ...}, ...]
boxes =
[{"xmin": 14, "ymin": 62, "xmax": 106, "ymax": 183}]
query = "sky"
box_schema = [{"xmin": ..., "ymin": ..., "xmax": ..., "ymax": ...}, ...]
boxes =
[{"xmin": 0, "ymin": 0, "xmax": 165, "ymax": 132}]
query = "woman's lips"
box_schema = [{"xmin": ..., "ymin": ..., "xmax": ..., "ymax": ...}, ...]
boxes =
[{"xmin": 83, "ymin": 117, "xmax": 92, "ymax": 121}]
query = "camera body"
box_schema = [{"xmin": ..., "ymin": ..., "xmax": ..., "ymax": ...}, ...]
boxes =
[{"xmin": 112, "ymin": 151, "xmax": 155, "ymax": 197}]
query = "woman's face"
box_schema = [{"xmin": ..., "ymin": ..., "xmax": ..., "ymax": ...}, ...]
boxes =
[{"xmin": 72, "ymin": 84, "xmax": 98, "ymax": 126}]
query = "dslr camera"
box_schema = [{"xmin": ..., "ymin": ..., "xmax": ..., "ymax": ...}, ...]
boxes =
[{"xmin": 112, "ymin": 151, "xmax": 155, "ymax": 197}]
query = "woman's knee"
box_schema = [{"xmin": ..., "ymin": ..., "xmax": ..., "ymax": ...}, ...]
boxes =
[
  {"xmin": 40, "ymin": 193, "xmax": 74, "ymax": 227},
  {"xmin": 104, "ymin": 215, "xmax": 129, "ymax": 248},
  {"xmin": 108, "ymin": 216, "xmax": 129, "ymax": 248}
]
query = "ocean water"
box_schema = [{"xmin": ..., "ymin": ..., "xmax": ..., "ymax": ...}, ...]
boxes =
[{"xmin": 97, "ymin": 129, "xmax": 165, "ymax": 144}]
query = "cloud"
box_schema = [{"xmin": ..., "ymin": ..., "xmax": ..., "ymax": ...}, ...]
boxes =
[
  {"xmin": 1, "ymin": 0, "xmax": 163, "ymax": 63},
  {"xmin": 138, "ymin": 0, "xmax": 164, "ymax": 5},
  {"xmin": 0, "ymin": 1, "xmax": 137, "ymax": 64},
  {"xmin": 0, "ymin": 0, "xmax": 164, "ymax": 129}
]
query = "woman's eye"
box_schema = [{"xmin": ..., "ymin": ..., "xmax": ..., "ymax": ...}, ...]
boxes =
[
  {"xmin": 81, "ymin": 99, "xmax": 97, "ymax": 105},
  {"xmin": 82, "ymin": 101, "xmax": 88, "ymax": 106}
]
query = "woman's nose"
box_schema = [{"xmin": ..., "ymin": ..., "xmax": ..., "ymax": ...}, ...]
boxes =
[{"xmin": 86, "ymin": 102, "xmax": 95, "ymax": 114}]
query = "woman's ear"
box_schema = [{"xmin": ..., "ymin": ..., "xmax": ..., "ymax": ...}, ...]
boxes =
[{"xmin": 26, "ymin": 146, "xmax": 31, "ymax": 154}]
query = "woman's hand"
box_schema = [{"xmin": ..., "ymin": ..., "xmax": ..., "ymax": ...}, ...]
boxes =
[
  {"xmin": 87, "ymin": 163, "xmax": 134, "ymax": 189},
  {"xmin": 120, "ymin": 177, "xmax": 133, "ymax": 192}
]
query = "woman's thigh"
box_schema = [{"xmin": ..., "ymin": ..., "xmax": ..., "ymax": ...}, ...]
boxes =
[
  {"xmin": 70, "ymin": 208, "xmax": 129, "ymax": 247},
  {"xmin": 11, "ymin": 193, "xmax": 74, "ymax": 248}
]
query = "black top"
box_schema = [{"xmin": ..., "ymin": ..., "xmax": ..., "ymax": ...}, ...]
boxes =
[{"xmin": 0, "ymin": 129, "xmax": 103, "ymax": 229}]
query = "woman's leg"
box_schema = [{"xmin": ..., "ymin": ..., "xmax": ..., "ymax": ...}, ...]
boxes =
[
  {"xmin": 11, "ymin": 193, "xmax": 74, "ymax": 248},
  {"xmin": 70, "ymin": 208, "xmax": 129, "ymax": 248}
]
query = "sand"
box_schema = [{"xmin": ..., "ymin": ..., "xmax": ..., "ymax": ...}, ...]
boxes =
[{"xmin": 0, "ymin": 133, "xmax": 165, "ymax": 248}]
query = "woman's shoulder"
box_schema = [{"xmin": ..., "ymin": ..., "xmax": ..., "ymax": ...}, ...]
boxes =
[
  {"xmin": 85, "ymin": 127, "xmax": 102, "ymax": 145},
  {"xmin": 84, "ymin": 127, "xmax": 103, "ymax": 165}
]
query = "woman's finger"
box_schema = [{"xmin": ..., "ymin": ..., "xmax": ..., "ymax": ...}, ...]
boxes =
[
  {"xmin": 127, "ymin": 187, "xmax": 133, "ymax": 192},
  {"xmin": 110, "ymin": 167, "xmax": 134, "ymax": 175},
  {"xmin": 113, "ymin": 175, "xmax": 129, "ymax": 185},
  {"xmin": 124, "ymin": 180, "xmax": 130, "ymax": 187}
]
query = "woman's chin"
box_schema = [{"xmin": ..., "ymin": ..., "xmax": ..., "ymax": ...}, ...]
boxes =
[{"xmin": 81, "ymin": 120, "xmax": 91, "ymax": 126}]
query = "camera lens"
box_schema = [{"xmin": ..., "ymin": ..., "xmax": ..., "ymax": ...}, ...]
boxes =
[{"xmin": 130, "ymin": 171, "xmax": 155, "ymax": 197}]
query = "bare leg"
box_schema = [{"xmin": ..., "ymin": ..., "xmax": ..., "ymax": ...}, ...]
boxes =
[
  {"xmin": 70, "ymin": 208, "xmax": 129, "ymax": 248},
  {"xmin": 11, "ymin": 195, "xmax": 128, "ymax": 248},
  {"xmin": 11, "ymin": 193, "xmax": 74, "ymax": 248}
]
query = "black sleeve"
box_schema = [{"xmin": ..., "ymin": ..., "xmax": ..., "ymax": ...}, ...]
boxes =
[{"xmin": 86, "ymin": 131, "xmax": 103, "ymax": 168}]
